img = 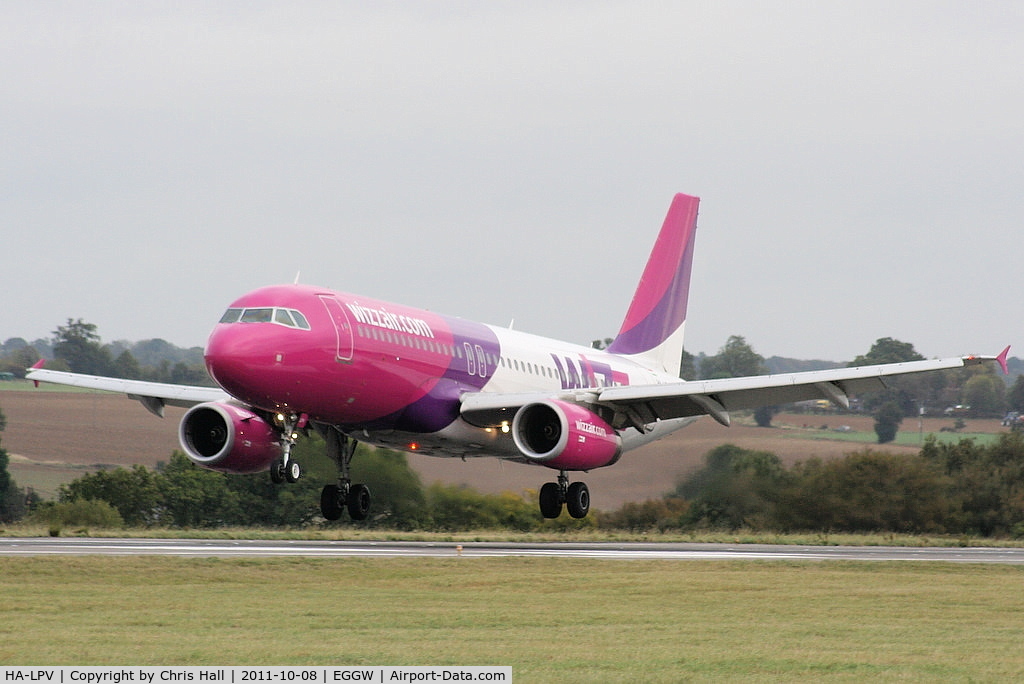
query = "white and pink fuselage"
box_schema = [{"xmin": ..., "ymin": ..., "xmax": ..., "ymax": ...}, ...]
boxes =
[{"xmin": 204, "ymin": 283, "xmax": 680, "ymax": 466}]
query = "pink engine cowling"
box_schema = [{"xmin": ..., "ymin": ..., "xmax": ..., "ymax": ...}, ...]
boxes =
[
  {"xmin": 511, "ymin": 400, "xmax": 622, "ymax": 471},
  {"xmin": 178, "ymin": 402, "xmax": 283, "ymax": 474}
]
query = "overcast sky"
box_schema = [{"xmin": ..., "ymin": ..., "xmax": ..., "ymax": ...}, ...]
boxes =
[{"xmin": 2, "ymin": 2, "xmax": 1020, "ymax": 362}]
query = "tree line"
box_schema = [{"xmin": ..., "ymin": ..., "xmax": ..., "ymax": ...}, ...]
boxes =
[
  {"xmin": 1, "ymin": 319, "xmax": 211, "ymax": 385},
  {"xmin": 12, "ymin": 429, "xmax": 1022, "ymax": 538},
  {"xmin": 661, "ymin": 434, "xmax": 1024, "ymax": 537}
]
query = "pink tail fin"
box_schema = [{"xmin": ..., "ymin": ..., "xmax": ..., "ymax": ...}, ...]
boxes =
[{"xmin": 607, "ymin": 193, "xmax": 699, "ymax": 376}]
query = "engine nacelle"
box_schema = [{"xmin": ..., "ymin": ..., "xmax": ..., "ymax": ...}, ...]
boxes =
[
  {"xmin": 511, "ymin": 400, "xmax": 622, "ymax": 471},
  {"xmin": 178, "ymin": 402, "xmax": 283, "ymax": 474}
]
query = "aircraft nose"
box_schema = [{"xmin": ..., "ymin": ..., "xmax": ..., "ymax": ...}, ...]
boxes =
[{"xmin": 204, "ymin": 324, "xmax": 261, "ymax": 392}]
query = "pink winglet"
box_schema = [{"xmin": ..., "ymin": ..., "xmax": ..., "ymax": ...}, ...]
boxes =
[
  {"xmin": 996, "ymin": 345, "xmax": 1011, "ymax": 375},
  {"xmin": 30, "ymin": 358, "xmax": 45, "ymax": 387}
]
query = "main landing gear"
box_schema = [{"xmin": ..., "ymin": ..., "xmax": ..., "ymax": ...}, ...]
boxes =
[
  {"xmin": 266, "ymin": 416, "xmax": 371, "ymax": 522},
  {"xmin": 319, "ymin": 427, "xmax": 371, "ymax": 522},
  {"xmin": 539, "ymin": 471, "xmax": 590, "ymax": 519}
]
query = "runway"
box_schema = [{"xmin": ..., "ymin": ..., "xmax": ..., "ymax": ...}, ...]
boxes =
[{"xmin": 2, "ymin": 538, "xmax": 1024, "ymax": 563}]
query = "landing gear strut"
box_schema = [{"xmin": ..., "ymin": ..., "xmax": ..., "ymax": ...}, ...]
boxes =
[
  {"xmin": 320, "ymin": 427, "xmax": 372, "ymax": 521},
  {"xmin": 539, "ymin": 471, "xmax": 590, "ymax": 519},
  {"xmin": 270, "ymin": 413, "xmax": 302, "ymax": 484}
]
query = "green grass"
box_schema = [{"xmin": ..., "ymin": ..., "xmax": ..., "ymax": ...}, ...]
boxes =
[{"xmin": 1, "ymin": 556, "xmax": 1023, "ymax": 680}]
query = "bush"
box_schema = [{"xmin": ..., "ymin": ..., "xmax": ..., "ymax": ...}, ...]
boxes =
[
  {"xmin": 427, "ymin": 483, "xmax": 539, "ymax": 530},
  {"xmin": 595, "ymin": 498, "xmax": 689, "ymax": 532},
  {"xmin": 779, "ymin": 450, "xmax": 953, "ymax": 533},
  {"xmin": 674, "ymin": 444, "xmax": 789, "ymax": 530},
  {"xmin": 874, "ymin": 401, "xmax": 904, "ymax": 443},
  {"xmin": 32, "ymin": 499, "xmax": 124, "ymax": 529}
]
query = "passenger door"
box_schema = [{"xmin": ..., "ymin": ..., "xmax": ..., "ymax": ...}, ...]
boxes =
[{"xmin": 318, "ymin": 295, "xmax": 355, "ymax": 362}]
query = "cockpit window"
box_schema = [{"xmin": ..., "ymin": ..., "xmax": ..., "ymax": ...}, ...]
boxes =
[
  {"xmin": 274, "ymin": 308, "xmax": 297, "ymax": 327},
  {"xmin": 219, "ymin": 308, "xmax": 243, "ymax": 324},
  {"xmin": 240, "ymin": 308, "xmax": 274, "ymax": 323},
  {"xmin": 219, "ymin": 307, "xmax": 311, "ymax": 330}
]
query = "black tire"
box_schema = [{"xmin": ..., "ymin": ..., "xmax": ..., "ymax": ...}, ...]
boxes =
[
  {"xmin": 320, "ymin": 484, "xmax": 344, "ymax": 521},
  {"xmin": 285, "ymin": 460, "xmax": 301, "ymax": 483},
  {"xmin": 566, "ymin": 481, "xmax": 590, "ymax": 519},
  {"xmin": 269, "ymin": 458, "xmax": 285, "ymax": 484},
  {"xmin": 347, "ymin": 483, "xmax": 371, "ymax": 521},
  {"xmin": 539, "ymin": 482, "xmax": 563, "ymax": 519}
]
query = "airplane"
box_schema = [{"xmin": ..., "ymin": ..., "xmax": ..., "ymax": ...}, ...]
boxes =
[{"xmin": 27, "ymin": 193, "xmax": 1010, "ymax": 521}]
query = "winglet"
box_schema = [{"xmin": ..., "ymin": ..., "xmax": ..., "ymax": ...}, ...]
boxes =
[
  {"xmin": 997, "ymin": 345, "xmax": 1011, "ymax": 375},
  {"xmin": 29, "ymin": 359, "xmax": 45, "ymax": 387},
  {"xmin": 964, "ymin": 346, "xmax": 1011, "ymax": 375}
]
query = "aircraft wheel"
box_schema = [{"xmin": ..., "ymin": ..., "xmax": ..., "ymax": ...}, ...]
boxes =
[
  {"xmin": 320, "ymin": 484, "xmax": 344, "ymax": 521},
  {"xmin": 566, "ymin": 481, "xmax": 590, "ymax": 519},
  {"xmin": 539, "ymin": 482, "xmax": 563, "ymax": 519},
  {"xmin": 285, "ymin": 460, "xmax": 301, "ymax": 483},
  {"xmin": 269, "ymin": 458, "xmax": 286, "ymax": 484},
  {"xmin": 347, "ymin": 483, "xmax": 371, "ymax": 521}
]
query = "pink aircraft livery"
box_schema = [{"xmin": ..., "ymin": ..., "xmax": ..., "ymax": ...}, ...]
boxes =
[{"xmin": 28, "ymin": 194, "xmax": 1009, "ymax": 520}]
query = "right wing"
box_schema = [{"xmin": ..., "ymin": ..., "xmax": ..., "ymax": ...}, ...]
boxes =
[
  {"xmin": 25, "ymin": 365, "xmax": 229, "ymax": 418},
  {"xmin": 461, "ymin": 348, "xmax": 1010, "ymax": 431},
  {"xmin": 596, "ymin": 352, "xmax": 1006, "ymax": 428}
]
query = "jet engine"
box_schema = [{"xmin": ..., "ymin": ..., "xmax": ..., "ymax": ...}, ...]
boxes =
[
  {"xmin": 178, "ymin": 402, "xmax": 283, "ymax": 474},
  {"xmin": 511, "ymin": 400, "xmax": 622, "ymax": 471}
]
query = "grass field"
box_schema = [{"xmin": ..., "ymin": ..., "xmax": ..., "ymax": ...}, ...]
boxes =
[{"xmin": 1, "ymin": 556, "xmax": 1023, "ymax": 681}]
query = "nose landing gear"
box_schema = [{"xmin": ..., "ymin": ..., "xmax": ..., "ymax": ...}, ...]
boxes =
[
  {"xmin": 539, "ymin": 471, "xmax": 590, "ymax": 519},
  {"xmin": 269, "ymin": 413, "xmax": 304, "ymax": 484}
]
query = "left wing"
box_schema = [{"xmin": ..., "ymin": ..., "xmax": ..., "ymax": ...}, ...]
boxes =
[
  {"xmin": 460, "ymin": 348, "xmax": 1010, "ymax": 430},
  {"xmin": 26, "ymin": 365, "xmax": 229, "ymax": 418}
]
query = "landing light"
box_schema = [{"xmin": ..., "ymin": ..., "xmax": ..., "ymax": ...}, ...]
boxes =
[
  {"xmin": 500, "ymin": 421, "xmax": 510, "ymax": 434},
  {"xmin": 409, "ymin": 443, "xmax": 420, "ymax": 451}
]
